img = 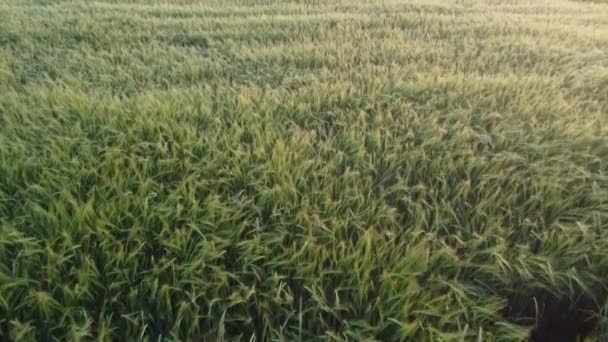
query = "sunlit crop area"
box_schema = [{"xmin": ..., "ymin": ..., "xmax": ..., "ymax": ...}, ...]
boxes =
[{"xmin": 1, "ymin": 0, "xmax": 607, "ymax": 340}]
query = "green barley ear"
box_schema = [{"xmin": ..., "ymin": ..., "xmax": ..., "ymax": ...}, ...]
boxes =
[{"xmin": 9, "ymin": 320, "xmax": 37, "ymax": 342}]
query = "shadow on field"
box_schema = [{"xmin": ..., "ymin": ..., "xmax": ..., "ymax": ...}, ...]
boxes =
[{"xmin": 504, "ymin": 288, "xmax": 606, "ymax": 342}]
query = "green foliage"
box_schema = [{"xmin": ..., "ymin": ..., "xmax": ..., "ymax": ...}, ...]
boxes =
[{"xmin": 0, "ymin": 0, "xmax": 607, "ymax": 340}]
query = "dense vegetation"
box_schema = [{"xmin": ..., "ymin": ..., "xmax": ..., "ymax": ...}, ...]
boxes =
[{"xmin": 1, "ymin": 0, "xmax": 607, "ymax": 340}]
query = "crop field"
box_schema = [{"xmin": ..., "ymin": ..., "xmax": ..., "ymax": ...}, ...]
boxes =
[{"xmin": 1, "ymin": 0, "xmax": 608, "ymax": 340}]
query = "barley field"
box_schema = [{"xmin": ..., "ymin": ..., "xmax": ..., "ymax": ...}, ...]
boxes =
[{"xmin": 1, "ymin": 0, "xmax": 608, "ymax": 340}]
